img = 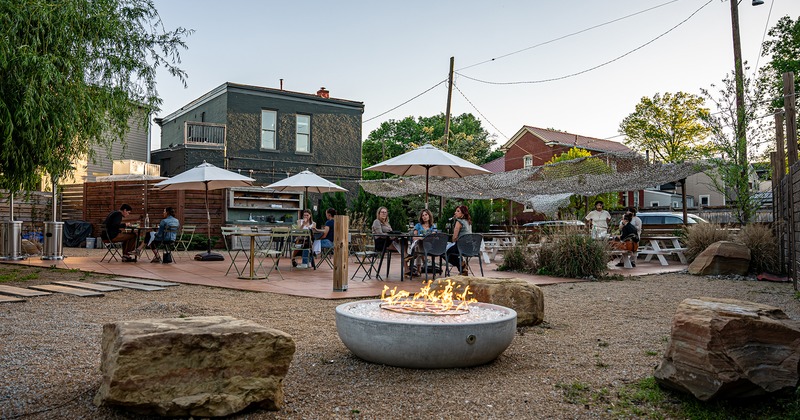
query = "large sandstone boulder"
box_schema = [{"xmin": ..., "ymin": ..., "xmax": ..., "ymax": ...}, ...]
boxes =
[
  {"xmin": 654, "ymin": 297, "xmax": 800, "ymax": 401},
  {"xmin": 435, "ymin": 276, "xmax": 544, "ymax": 326},
  {"xmin": 94, "ymin": 316, "xmax": 295, "ymax": 417},
  {"xmin": 688, "ymin": 241, "xmax": 750, "ymax": 276}
]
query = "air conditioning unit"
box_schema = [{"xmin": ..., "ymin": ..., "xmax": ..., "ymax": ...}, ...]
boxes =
[
  {"xmin": 145, "ymin": 163, "xmax": 161, "ymax": 177},
  {"xmin": 112, "ymin": 159, "xmax": 145, "ymax": 175}
]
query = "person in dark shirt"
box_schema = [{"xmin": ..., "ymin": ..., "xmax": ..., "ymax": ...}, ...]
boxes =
[{"xmin": 103, "ymin": 203, "xmax": 138, "ymax": 262}]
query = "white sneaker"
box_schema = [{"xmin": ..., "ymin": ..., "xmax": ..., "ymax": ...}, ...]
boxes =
[{"xmin": 299, "ymin": 263, "xmax": 308, "ymax": 268}]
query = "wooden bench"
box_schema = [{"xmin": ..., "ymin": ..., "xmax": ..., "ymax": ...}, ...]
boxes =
[{"xmin": 608, "ymin": 249, "xmax": 634, "ymax": 268}]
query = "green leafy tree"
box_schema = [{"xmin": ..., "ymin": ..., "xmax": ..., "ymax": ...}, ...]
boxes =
[
  {"xmin": 700, "ymin": 70, "xmax": 767, "ymax": 224},
  {"xmin": 0, "ymin": 0, "xmax": 192, "ymax": 194},
  {"xmin": 544, "ymin": 147, "xmax": 619, "ymax": 219},
  {"xmin": 757, "ymin": 15, "xmax": 800, "ymax": 160},
  {"xmin": 619, "ymin": 92, "xmax": 712, "ymax": 163}
]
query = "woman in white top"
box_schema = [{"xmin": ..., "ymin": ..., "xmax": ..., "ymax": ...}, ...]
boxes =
[{"xmin": 292, "ymin": 209, "xmax": 316, "ymax": 267}]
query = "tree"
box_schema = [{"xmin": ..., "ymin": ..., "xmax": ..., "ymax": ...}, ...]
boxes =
[
  {"xmin": 543, "ymin": 147, "xmax": 619, "ymax": 218},
  {"xmin": 0, "ymin": 0, "xmax": 192, "ymax": 194},
  {"xmin": 619, "ymin": 92, "xmax": 712, "ymax": 163},
  {"xmin": 700, "ymin": 70, "xmax": 767, "ymax": 224},
  {"xmin": 362, "ymin": 113, "xmax": 495, "ymax": 179}
]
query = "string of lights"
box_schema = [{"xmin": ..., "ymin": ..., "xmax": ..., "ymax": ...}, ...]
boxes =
[{"xmin": 455, "ymin": 0, "xmax": 713, "ymax": 86}]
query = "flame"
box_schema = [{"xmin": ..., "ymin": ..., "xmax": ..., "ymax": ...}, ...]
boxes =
[{"xmin": 380, "ymin": 279, "xmax": 477, "ymax": 315}]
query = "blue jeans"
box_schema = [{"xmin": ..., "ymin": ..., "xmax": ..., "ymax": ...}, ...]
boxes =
[
  {"xmin": 302, "ymin": 250, "xmax": 309, "ymax": 264},
  {"xmin": 319, "ymin": 239, "xmax": 333, "ymax": 251}
]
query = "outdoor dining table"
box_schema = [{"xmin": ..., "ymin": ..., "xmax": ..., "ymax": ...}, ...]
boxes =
[
  {"xmin": 235, "ymin": 230, "xmax": 272, "ymax": 279},
  {"xmin": 639, "ymin": 235, "xmax": 687, "ymax": 266},
  {"xmin": 125, "ymin": 225, "xmax": 157, "ymax": 261},
  {"xmin": 373, "ymin": 233, "xmax": 415, "ymax": 280}
]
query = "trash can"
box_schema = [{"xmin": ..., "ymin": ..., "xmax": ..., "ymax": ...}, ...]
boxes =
[
  {"xmin": 85, "ymin": 237, "xmax": 96, "ymax": 249},
  {"xmin": 0, "ymin": 221, "xmax": 25, "ymax": 260},
  {"xmin": 42, "ymin": 221, "xmax": 65, "ymax": 260}
]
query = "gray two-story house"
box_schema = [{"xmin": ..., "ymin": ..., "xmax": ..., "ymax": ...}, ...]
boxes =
[{"xmin": 151, "ymin": 82, "xmax": 364, "ymax": 221}]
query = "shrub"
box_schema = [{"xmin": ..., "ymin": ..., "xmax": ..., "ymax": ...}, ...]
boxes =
[
  {"xmin": 534, "ymin": 232, "xmax": 607, "ymax": 279},
  {"xmin": 735, "ymin": 223, "xmax": 781, "ymax": 274},
  {"xmin": 497, "ymin": 243, "xmax": 535, "ymax": 273},
  {"xmin": 188, "ymin": 234, "xmax": 220, "ymax": 251},
  {"xmin": 683, "ymin": 224, "xmax": 731, "ymax": 262}
]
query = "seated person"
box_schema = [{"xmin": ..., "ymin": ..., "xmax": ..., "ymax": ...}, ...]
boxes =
[
  {"xmin": 611, "ymin": 213, "xmax": 639, "ymax": 266},
  {"xmin": 103, "ymin": 203, "xmax": 138, "ymax": 262},
  {"xmin": 138, "ymin": 207, "xmax": 180, "ymax": 263},
  {"xmin": 312, "ymin": 208, "xmax": 335, "ymax": 258},
  {"xmin": 446, "ymin": 205, "xmax": 472, "ymax": 275},
  {"xmin": 371, "ymin": 206, "xmax": 399, "ymax": 253},
  {"xmin": 408, "ymin": 208, "xmax": 435, "ymax": 276},
  {"xmin": 292, "ymin": 209, "xmax": 316, "ymax": 268}
]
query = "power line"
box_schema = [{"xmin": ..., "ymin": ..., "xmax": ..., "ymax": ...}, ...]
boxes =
[
  {"xmin": 452, "ymin": 81, "xmax": 509, "ymax": 140},
  {"xmin": 455, "ymin": 0, "xmax": 713, "ymax": 86},
  {"xmin": 362, "ymin": 79, "xmax": 447, "ymax": 123},
  {"xmin": 752, "ymin": 0, "xmax": 776, "ymax": 78},
  {"xmin": 457, "ymin": 0, "xmax": 680, "ymax": 72}
]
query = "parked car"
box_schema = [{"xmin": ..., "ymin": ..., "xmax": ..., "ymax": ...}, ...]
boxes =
[
  {"xmin": 523, "ymin": 220, "xmax": 586, "ymax": 228},
  {"xmin": 638, "ymin": 212, "xmax": 708, "ymax": 225}
]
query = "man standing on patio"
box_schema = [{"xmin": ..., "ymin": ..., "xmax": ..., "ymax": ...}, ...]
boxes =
[
  {"xmin": 585, "ymin": 200, "xmax": 611, "ymax": 239},
  {"xmin": 103, "ymin": 204, "xmax": 138, "ymax": 262}
]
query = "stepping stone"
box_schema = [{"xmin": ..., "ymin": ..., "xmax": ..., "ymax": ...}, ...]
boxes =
[
  {"xmin": 0, "ymin": 295, "xmax": 25, "ymax": 303},
  {"xmin": 29, "ymin": 284, "xmax": 104, "ymax": 297},
  {"xmin": 0, "ymin": 284, "xmax": 52, "ymax": 297},
  {"xmin": 113, "ymin": 277, "xmax": 180, "ymax": 287},
  {"xmin": 54, "ymin": 281, "xmax": 123, "ymax": 292},
  {"xmin": 98, "ymin": 281, "xmax": 166, "ymax": 291}
]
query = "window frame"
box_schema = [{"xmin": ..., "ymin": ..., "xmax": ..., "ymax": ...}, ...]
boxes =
[
  {"xmin": 523, "ymin": 154, "xmax": 533, "ymax": 168},
  {"xmin": 260, "ymin": 109, "xmax": 277, "ymax": 151},
  {"xmin": 295, "ymin": 114, "xmax": 311, "ymax": 153},
  {"xmin": 699, "ymin": 195, "xmax": 710, "ymax": 206}
]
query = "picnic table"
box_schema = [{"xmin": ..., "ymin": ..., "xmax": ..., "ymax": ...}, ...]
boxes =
[
  {"xmin": 481, "ymin": 231, "xmax": 517, "ymax": 263},
  {"xmin": 638, "ymin": 235, "xmax": 687, "ymax": 266}
]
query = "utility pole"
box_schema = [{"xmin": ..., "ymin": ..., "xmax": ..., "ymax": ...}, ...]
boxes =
[
  {"xmin": 444, "ymin": 56, "xmax": 454, "ymax": 151},
  {"xmin": 729, "ymin": 0, "xmax": 749, "ymax": 223},
  {"xmin": 785, "ymin": 72, "xmax": 798, "ymax": 167}
]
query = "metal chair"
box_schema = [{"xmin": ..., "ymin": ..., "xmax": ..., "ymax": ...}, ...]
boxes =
[
  {"xmin": 289, "ymin": 228, "xmax": 315, "ymax": 269},
  {"xmin": 256, "ymin": 227, "xmax": 289, "ymax": 279},
  {"xmin": 154, "ymin": 225, "xmax": 180, "ymax": 264},
  {"xmin": 414, "ymin": 233, "xmax": 449, "ymax": 281},
  {"xmin": 221, "ymin": 226, "xmax": 246, "ymax": 275},
  {"xmin": 100, "ymin": 224, "xmax": 124, "ymax": 262},
  {"xmin": 456, "ymin": 233, "xmax": 484, "ymax": 277},
  {"xmin": 176, "ymin": 225, "xmax": 196, "ymax": 258},
  {"xmin": 350, "ymin": 232, "xmax": 378, "ymax": 280},
  {"xmin": 315, "ymin": 241, "xmax": 335, "ymax": 269}
]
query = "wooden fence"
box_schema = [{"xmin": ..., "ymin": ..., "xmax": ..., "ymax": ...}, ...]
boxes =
[{"xmin": 777, "ymin": 162, "xmax": 800, "ymax": 290}]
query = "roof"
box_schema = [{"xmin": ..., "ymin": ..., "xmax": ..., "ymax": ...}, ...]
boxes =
[
  {"xmin": 481, "ymin": 156, "xmax": 506, "ymax": 173},
  {"xmin": 157, "ymin": 82, "xmax": 365, "ymax": 125},
  {"xmin": 500, "ymin": 126, "xmax": 630, "ymax": 154}
]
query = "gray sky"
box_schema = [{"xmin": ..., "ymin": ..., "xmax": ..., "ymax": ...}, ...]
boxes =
[{"xmin": 150, "ymin": 0, "xmax": 798, "ymax": 151}]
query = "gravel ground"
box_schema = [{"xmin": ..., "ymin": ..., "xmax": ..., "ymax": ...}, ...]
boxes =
[{"xmin": 1, "ymin": 264, "xmax": 798, "ymax": 419}]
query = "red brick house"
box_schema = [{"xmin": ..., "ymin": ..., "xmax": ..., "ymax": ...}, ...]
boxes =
[{"xmin": 497, "ymin": 126, "xmax": 639, "ymax": 223}]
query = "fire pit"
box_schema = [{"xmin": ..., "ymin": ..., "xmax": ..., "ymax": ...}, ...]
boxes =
[{"xmin": 335, "ymin": 281, "xmax": 517, "ymax": 369}]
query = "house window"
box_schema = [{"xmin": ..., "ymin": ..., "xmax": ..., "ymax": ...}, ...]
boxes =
[
  {"xmin": 699, "ymin": 195, "xmax": 710, "ymax": 206},
  {"xmin": 261, "ymin": 110, "xmax": 277, "ymax": 150},
  {"xmin": 523, "ymin": 155, "xmax": 533, "ymax": 168},
  {"xmin": 296, "ymin": 114, "xmax": 310, "ymax": 153},
  {"xmin": 650, "ymin": 201, "xmax": 659, "ymax": 207},
  {"xmin": 523, "ymin": 202, "xmax": 533, "ymax": 212}
]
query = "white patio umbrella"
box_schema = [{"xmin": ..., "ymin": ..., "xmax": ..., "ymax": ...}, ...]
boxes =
[
  {"xmin": 364, "ymin": 143, "xmax": 491, "ymax": 208},
  {"xmin": 264, "ymin": 169, "xmax": 347, "ymax": 210},
  {"xmin": 154, "ymin": 161, "xmax": 255, "ymax": 261}
]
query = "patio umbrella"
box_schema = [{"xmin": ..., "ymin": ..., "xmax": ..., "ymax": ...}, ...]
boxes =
[
  {"xmin": 364, "ymin": 143, "xmax": 491, "ymax": 208},
  {"xmin": 154, "ymin": 161, "xmax": 255, "ymax": 261},
  {"xmin": 264, "ymin": 169, "xmax": 347, "ymax": 210}
]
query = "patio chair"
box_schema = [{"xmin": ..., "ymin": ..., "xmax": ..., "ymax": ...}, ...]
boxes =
[
  {"xmin": 455, "ymin": 233, "xmax": 484, "ymax": 277},
  {"xmin": 176, "ymin": 225, "xmax": 196, "ymax": 258},
  {"xmin": 256, "ymin": 227, "xmax": 289, "ymax": 280},
  {"xmin": 289, "ymin": 228, "xmax": 315, "ymax": 270},
  {"xmin": 221, "ymin": 226, "xmax": 246, "ymax": 275},
  {"xmin": 315, "ymin": 242, "xmax": 334, "ymax": 269},
  {"xmin": 413, "ymin": 233, "xmax": 449, "ymax": 281},
  {"xmin": 100, "ymin": 224, "xmax": 124, "ymax": 262},
  {"xmin": 350, "ymin": 232, "xmax": 378, "ymax": 280},
  {"xmin": 154, "ymin": 225, "xmax": 180, "ymax": 264}
]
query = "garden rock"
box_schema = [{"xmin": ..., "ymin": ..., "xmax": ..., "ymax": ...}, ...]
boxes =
[
  {"xmin": 436, "ymin": 276, "xmax": 544, "ymax": 326},
  {"xmin": 94, "ymin": 316, "xmax": 295, "ymax": 417},
  {"xmin": 688, "ymin": 241, "xmax": 750, "ymax": 276},
  {"xmin": 654, "ymin": 297, "xmax": 800, "ymax": 401}
]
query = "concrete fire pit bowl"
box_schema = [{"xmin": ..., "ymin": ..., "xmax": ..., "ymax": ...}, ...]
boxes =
[{"xmin": 335, "ymin": 300, "xmax": 517, "ymax": 369}]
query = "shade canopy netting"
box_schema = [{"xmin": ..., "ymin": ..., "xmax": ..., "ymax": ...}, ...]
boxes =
[{"xmin": 359, "ymin": 152, "xmax": 708, "ymax": 211}]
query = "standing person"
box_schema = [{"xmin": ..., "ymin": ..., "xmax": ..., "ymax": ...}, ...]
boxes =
[
  {"xmin": 408, "ymin": 208, "xmax": 435, "ymax": 276},
  {"xmin": 292, "ymin": 209, "xmax": 316, "ymax": 268},
  {"xmin": 312, "ymin": 208, "xmax": 335, "ymax": 258},
  {"xmin": 585, "ymin": 200, "xmax": 611, "ymax": 239},
  {"xmin": 137, "ymin": 207, "xmax": 180, "ymax": 263},
  {"xmin": 103, "ymin": 204, "xmax": 138, "ymax": 262},
  {"xmin": 446, "ymin": 205, "xmax": 472, "ymax": 275}
]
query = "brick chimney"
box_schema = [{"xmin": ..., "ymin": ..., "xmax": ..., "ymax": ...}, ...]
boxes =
[{"xmin": 316, "ymin": 87, "xmax": 329, "ymax": 98}]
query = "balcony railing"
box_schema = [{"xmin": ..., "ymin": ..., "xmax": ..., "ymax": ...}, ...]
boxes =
[{"xmin": 184, "ymin": 122, "xmax": 226, "ymax": 147}]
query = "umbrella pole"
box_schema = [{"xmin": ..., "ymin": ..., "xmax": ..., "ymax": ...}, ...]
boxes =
[
  {"xmin": 425, "ymin": 167, "xmax": 430, "ymax": 209},
  {"xmin": 196, "ymin": 182, "xmax": 225, "ymax": 261}
]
